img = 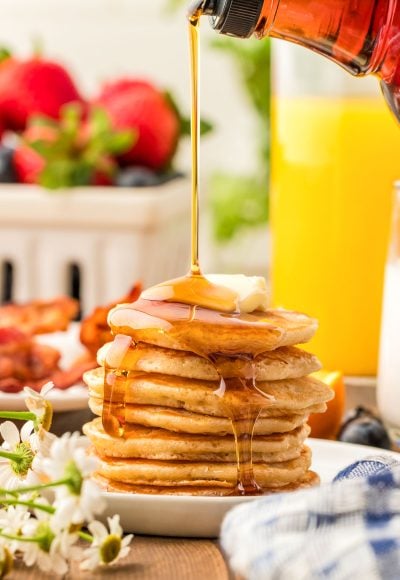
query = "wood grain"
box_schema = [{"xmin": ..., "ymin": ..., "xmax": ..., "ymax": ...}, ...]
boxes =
[{"xmin": 11, "ymin": 537, "xmax": 231, "ymax": 580}]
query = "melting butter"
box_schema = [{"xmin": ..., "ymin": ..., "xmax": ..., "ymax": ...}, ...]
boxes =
[
  {"xmin": 139, "ymin": 274, "xmax": 269, "ymax": 314},
  {"xmin": 205, "ymin": 275, "xmax": 269, "ymax": 313}
]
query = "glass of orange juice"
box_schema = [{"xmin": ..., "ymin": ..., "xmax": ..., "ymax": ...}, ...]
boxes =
[{"xmin": 270, "ymin": 42, "xmax": 400, "ymax": 376}]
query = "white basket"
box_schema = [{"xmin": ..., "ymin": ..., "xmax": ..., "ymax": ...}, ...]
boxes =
[{"xmin": 0, "ymin": 181, "xmax": 190, "ymax": 316}]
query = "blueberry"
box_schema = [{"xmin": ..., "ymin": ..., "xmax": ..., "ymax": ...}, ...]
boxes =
[
  {"xmin": 0, "ymin": 146, "xmax": 17, "ymax": 183},
  {"xmin": 115, "ymin": 167, "xmax": 184, "ymax": 188},
  {"xmin": 338, "ymin": 406, "xmax": 391, "ymax": 449},
  {"xmin": 116, "ymin": 167, "xmax": 164, "ymax": 188}
]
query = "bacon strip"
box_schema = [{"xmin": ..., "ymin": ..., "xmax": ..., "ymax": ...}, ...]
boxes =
[
  {"xmin": 0, "ymin": 297, "xmax": 79, "ymax": 335},
  {"xmin": 80, "ymin": 284, "xmax": 141, "ymax": 357}
]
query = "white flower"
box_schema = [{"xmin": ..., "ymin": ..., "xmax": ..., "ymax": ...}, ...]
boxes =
[
  {"xmin": 23, "ymin": 382, "xmax": 54, "ymax": 432},
  {"xmin": 21, "ymin": 515, "xmax": 77, "ymax": 576},
  {"xmin": 81, "ymin": 515, "xmax": 133, "ymax": 571},
  {"xmin": 52, "ymin": 479, "xmax": 106, "ymax": 530},
  {"xmin": 0, "ymin": 422, "xmax": 36, "ymax": 490},
  {"xmin": 41, "ymin": 432, "xmax": 105, "ymax": 526},
  {"xmin": 30, "ymin": 430, "xmax": 57, "ymax": 477},
  {"xmin": 0, "ymin": 504, "xmax": 32, "ymax": 554}
]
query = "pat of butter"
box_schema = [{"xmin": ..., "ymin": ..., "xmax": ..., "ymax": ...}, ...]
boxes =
[
  {"xmin": 105, "ymin": 334, "xmax": 132, "ymax": 368},
  {"xmin": 205, "ymin": 274, "xmax": 269, "ymax": 313}
]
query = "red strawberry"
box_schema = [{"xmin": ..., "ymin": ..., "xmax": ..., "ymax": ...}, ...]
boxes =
[
  {"xmin": 0, "ymin": 57, "xmax": 83, "ymax": 131},
  {"xmin": 99, "ymin": 85, "xmax": 180, "ymax": 170},
  {"xmin": 13, "ymin": 124, "xmax": 58, "ymax": 184},
  {"xmin": 13, "ymin": 105, "xmax": 132, "ymax": 188},
  {"xmin": 97, "ymin": 78, "xmax": 155, "ymax": 105}
]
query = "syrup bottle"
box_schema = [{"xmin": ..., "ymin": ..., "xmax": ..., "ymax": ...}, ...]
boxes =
[{"xmin": 199, "ymin": 0, "xmax": 400, "ymax": 120}]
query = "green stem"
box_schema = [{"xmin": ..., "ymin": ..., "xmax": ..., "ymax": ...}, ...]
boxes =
[
  {"xmin": 0, "ymin": 478, "xmax": 71, "ymax": 497},
  {"xmin": 0, "ymin": 531, "xmax": 40, "ymax": 543},
  {"xmin": 79, "ymin": 531, "xmax": 94, "ymax": 543},
  {"xmin": 0, "ymin": 412, "xmax": 36, "ymax": 422},
  {"xmin": 0, "ymin": 450, "xmax": 23, "ymax": 463},
  {"xmin": 0, "ymin": 499, "xmax": 55, "ymax": 515}
]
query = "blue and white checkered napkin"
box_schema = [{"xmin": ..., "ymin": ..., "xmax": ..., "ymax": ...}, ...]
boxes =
[{"xmin": 221, "ymin": 456, "xmax": 400, "ymax": 580}]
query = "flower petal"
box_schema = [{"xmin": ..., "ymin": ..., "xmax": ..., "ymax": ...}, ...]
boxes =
[
  {"xmin": 23, "ymin": 386, "xmax": 38, "ymax": 400},
  {"xmin": 108, "ymin": 514, "xmax": 122, "ymax": 537},
  {"xmin": 41, "ymin": 382, "xmax": 55, "ymax": 397},
  {"xmin": 88, "ymin": 520, "xmax": 108, "ymax": 541},
  {"xmin": 122, "ymin": 534, "xmax": 134, "ymax": 548},
  {"xmin": 0, "ymin": 421, "xmax": 20, "ymax": 447},
  {"xmin": 21, "ymin": 421, "xmax": 34, "ymax": 442}
]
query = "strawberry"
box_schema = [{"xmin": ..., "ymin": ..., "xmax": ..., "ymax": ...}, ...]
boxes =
[
  {"xmin": 96, "ymin": 78, "xmax": 155, "ymax": 105},
  {"xmin": 13, "ymin": 105, "xmax": 134, "ymax": 188},
  {"xmin": 98, "ymin": 84, "xmax": 180, "ymax": 170},
  {"xmin": 13, "ymin": 124, "xmax": 58, "ymax": 184},
  {"xmin": 0, "ymin": 57, "xmax": 83, "ymax": 131}
]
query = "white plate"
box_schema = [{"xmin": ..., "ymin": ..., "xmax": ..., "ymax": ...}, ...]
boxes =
[
  {"xmin": 0, "ymin": 324, "xmax": 89, "ymax": 412},
  {"xmin": 101, "ymin": 438, "xmax": 400, "ymax": 538}
]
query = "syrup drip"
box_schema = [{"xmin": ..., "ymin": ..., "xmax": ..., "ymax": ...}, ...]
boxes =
[
  {"xmin": 102, "ymin": 3, "xmax": 271, "ymax": 496},
  {"xmin": 189, "ymin": 4, "xmax": 201, "ymax": 277}
]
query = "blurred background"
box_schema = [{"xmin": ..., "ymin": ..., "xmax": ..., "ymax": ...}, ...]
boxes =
[{"xmin": 0, "ymin": 0, "xmax": 270, "ymax": 275}]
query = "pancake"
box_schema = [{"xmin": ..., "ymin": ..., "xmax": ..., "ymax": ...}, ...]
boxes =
[
  {"xmin": 88, "ymin": 399, "xmax": 310, "ymax": 435},
  {"xmin": 108, "ymin": 300, "xmax": 318, "ymax": 354},
  {"xmin": 93, "ymin": 470, "xmax": 320, "ymax": 496},
  {"xmin": 97, "ymin": 343, "xmax": 321, "ymax": 382},
  {"xmin": 95, "ymin": 446, "xmax": 312, "ymax": 489},
  {"xmin": 84, "ymin": 418, "xmax": 310, "ymax": 462},
  {"xmin": 85, "ymin": 368, "xmax": 333, "ymax": 417}
]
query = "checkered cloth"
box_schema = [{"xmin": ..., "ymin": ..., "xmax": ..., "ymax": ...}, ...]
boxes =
[{"xmin": 221, "ymin": 456, "xmax": 400, "ymax": 580}]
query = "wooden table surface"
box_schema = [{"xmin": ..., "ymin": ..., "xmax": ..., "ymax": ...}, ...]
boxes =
[{"xmin": 11, "ymin": 537, "xmax": 233, "ymax": 579}]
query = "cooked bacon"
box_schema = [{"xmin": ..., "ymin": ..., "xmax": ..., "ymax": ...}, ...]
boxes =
[
  {"xmin": 80, "ymin": 284, "xmax": 141, "ymax": 357},
  {"xmin": 0, "ymin": 287, "xmax": 141, "ymax": 395},
  {"xmin": 0, "ymin": 358, "xmax": 96, "ymax": 394},
  {"xmin": 47, "ymin": 358, "xmax": 97, "ymax": 390},
  {"xmin": 0, "ymin": 297, "xmax": 79, "ymax": 335}
]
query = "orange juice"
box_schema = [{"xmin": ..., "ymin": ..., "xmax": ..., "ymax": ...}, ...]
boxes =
[{"xmin": 270, "ymin": 96, "xmax": 400, "ymax": 376}]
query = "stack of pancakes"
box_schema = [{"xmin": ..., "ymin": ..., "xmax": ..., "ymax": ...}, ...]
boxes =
[{"xmin": 83, "ymin": 303, "xmax": 334, "ymax": 495}]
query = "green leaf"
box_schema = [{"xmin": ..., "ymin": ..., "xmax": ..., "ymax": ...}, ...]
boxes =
[
  {"xmin": 60, "ymin": 103, "xmax": 82, "ymax": 136},
  {"xmin": 164, "ymin": 90, "xmax": 214, "ymax": 138},
  {"xmin": 89, "ymin": 107, "xmax": 112, "ymax": 137},
  {"xmin": 0, "ymin": 47, "xmax": 12, "ymax": 63},
  {"xmin": 28, "ymin": 115, "xmax": 58, "ymax": 129},
  {"xmin": 209, "ymin": 173, "xmax": 269, "ymax": 242},
  {"xmin": 180, "ymin": 117, "xmax": 214, "ymax": 137},
  {"xmin": 39, "ymin": 159, "xmax": 93, "ymax": 189},
  {"xmin": 100, "ymin": 130, "xmax": 136, "ymax": 155}
]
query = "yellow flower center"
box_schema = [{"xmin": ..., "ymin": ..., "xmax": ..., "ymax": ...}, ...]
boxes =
[
  {"xmin": 100, "ymin": 534, "xmax": 121, "ymax": 564},
  {"xmin": 11, "ymin": 442, "xmax": 34, "ymax": 477}
]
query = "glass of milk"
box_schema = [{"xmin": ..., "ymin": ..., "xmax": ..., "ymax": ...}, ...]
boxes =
[{"xmin": 378, "ymin": 182, "xmax": 400, "ymax": 443}]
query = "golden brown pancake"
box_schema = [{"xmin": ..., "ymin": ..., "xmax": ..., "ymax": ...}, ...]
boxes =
[
  {"xmin": 108, "ymin": 300, "xmax": 318, "ymax": 354},
  {"xmin": 97, "ymin": 343, "xmax": 321, "ymax": 381},
  {"xmin": 88, "ymin": 399, "xmax": 310, "ymax": 435},
  {"xmin": 93, "ymin": 470, "xmax": 320, "ymax": 496},
  {"xmin": 85, "ymin": 368, "xmax": 333, "ymax": 417},
  {"xmin": 84, "ymin": 418, "xmax": 310, "ymax": 462},
  {"xmin": 95, "ymin": 446, "xmax": 312, "ymax": 488}
]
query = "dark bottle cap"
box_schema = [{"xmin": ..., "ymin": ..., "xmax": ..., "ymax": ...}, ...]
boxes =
[{"xmin": 203, "ymin": 0, "xmax": 264, "ymax": 38}]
